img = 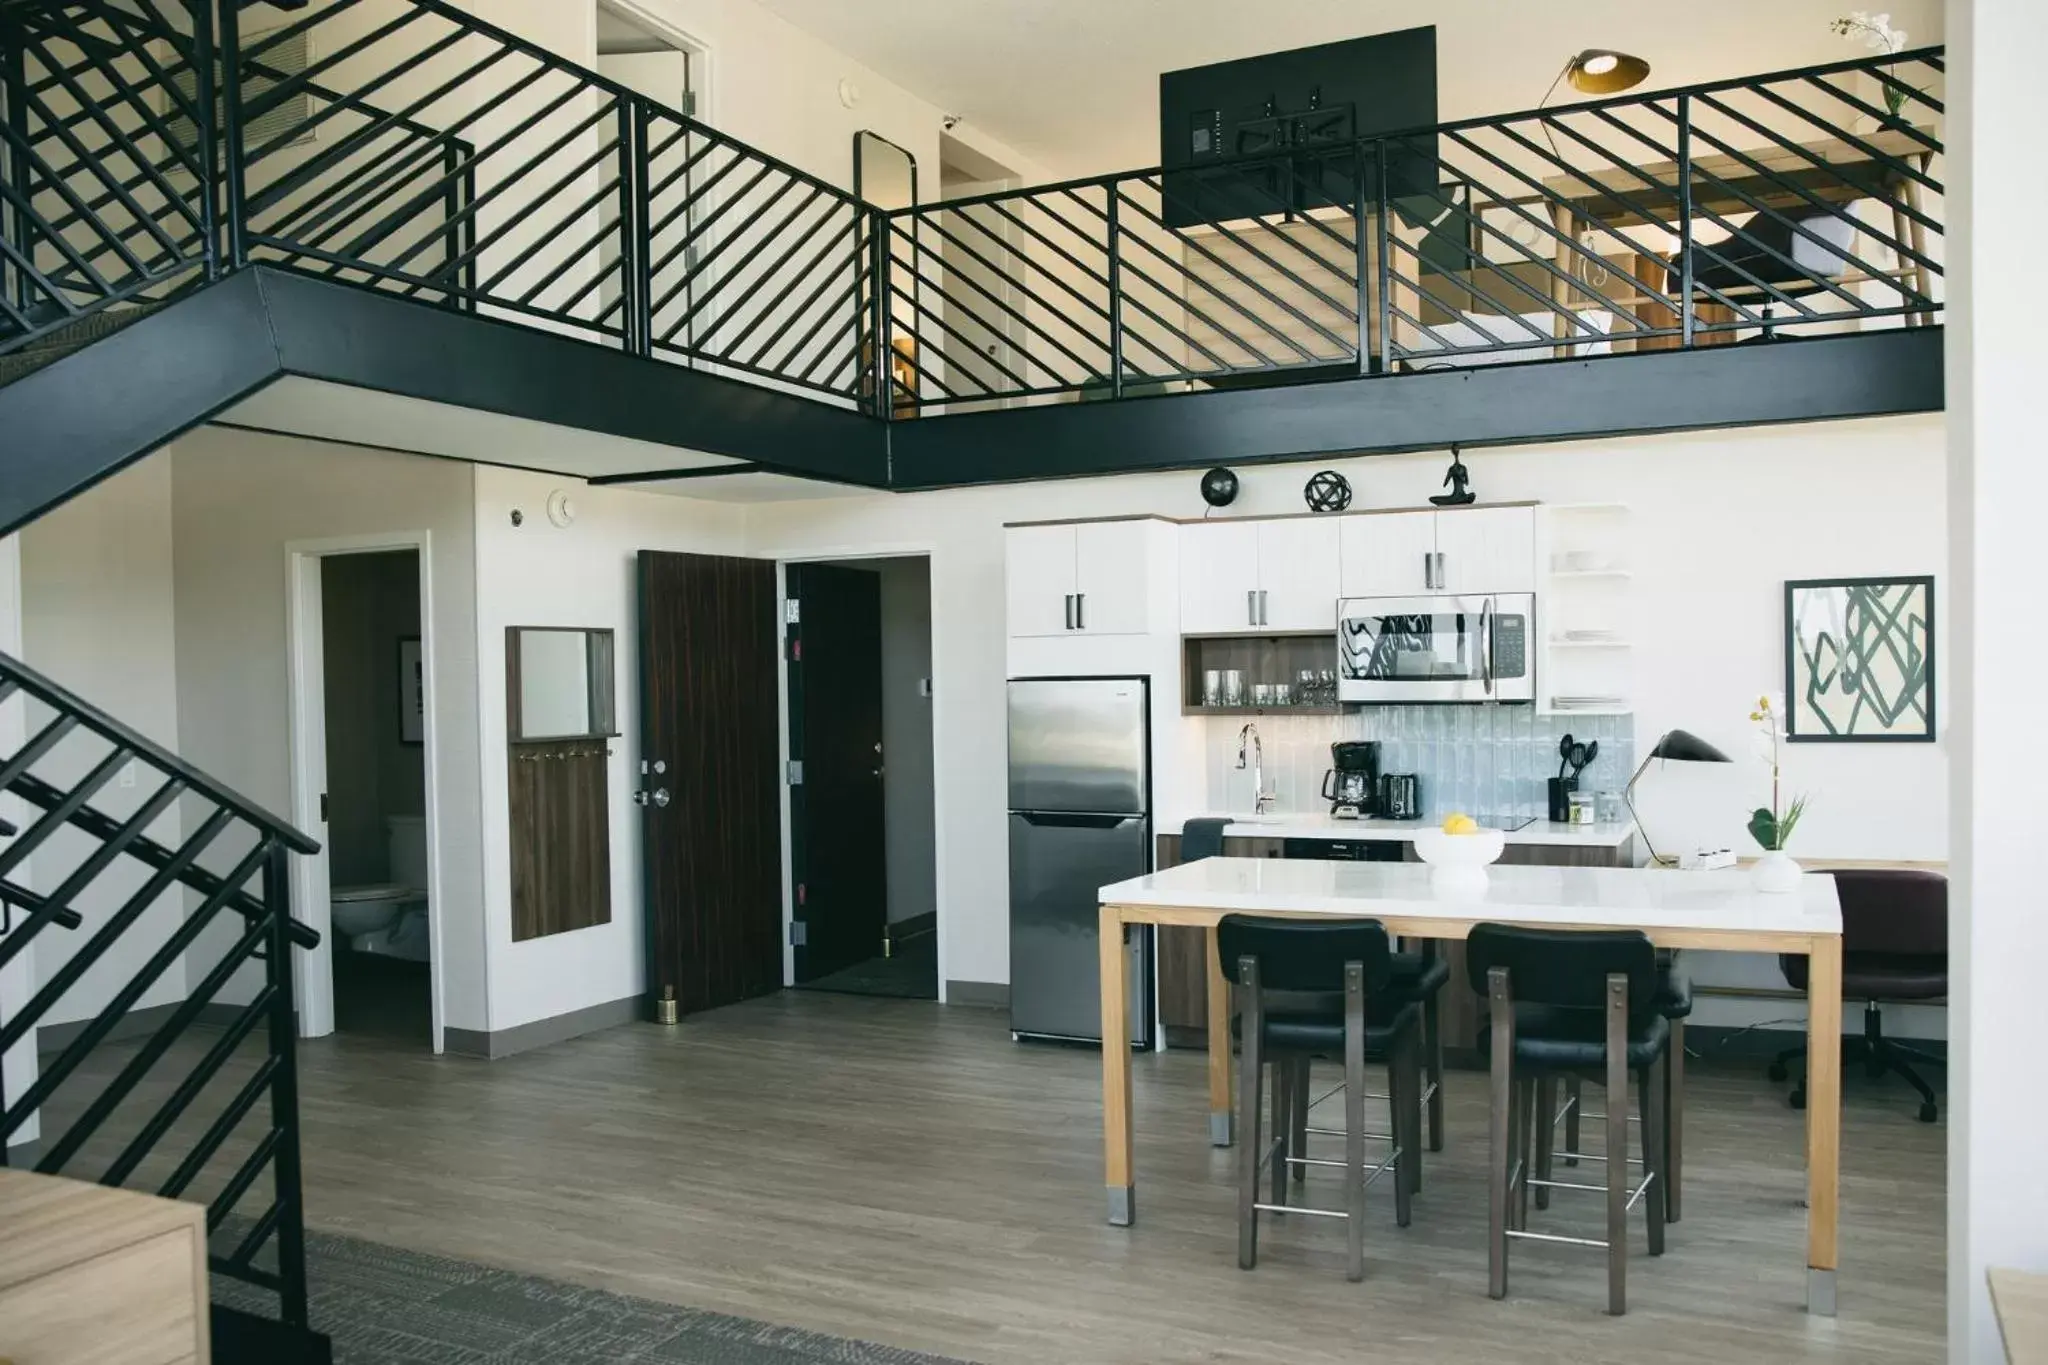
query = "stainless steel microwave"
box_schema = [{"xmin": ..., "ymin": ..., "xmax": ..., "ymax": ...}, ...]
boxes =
[{"xmin": 1336, "ymin": 593, "xmax": 1535, "ymax": 703}]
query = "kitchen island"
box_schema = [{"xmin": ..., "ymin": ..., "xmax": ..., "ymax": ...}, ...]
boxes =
[{"xmin": 1095, "ymin": 856, "xmax": 1845, "ymax": 1314}]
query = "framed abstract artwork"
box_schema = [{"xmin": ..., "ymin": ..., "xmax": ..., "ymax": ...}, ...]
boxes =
[{"xmin": 1783, "ymin": 576, "xmax": 1934, "ymax": 742}]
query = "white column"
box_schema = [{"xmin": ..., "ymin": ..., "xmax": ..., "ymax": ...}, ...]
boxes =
[
  {"xmin": 0, "ymin": 533, "xmax": 36, "ymax": 1150},
  {"xmin": 1949, "ymin": 2, "xmax": 2048, "ymax": 1357}
]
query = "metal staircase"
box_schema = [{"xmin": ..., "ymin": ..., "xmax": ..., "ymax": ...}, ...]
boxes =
[{"xmin": 0, "ymin": 649, "xmax": 326, "ymax": 1359}]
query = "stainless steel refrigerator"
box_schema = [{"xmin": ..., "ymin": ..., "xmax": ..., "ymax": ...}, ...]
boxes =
[{"xmin": 1007, "ymin": 677, "xmax": 1153, "ymax": 1047}]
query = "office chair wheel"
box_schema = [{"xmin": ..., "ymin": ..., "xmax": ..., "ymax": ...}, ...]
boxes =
[
  {"xmin": 1767, "ymin": 1060, "xmax": 1789, "ymax": 1082},
  {"xmin": 1918, "ymin": 1101, "xmax": 1938, "ymax": 1124},
  {"xmin": 1789, "ymin": 1085, "xmax": 1806, "ymax": 1111}
]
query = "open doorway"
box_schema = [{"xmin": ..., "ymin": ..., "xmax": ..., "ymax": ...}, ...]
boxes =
[
  {"xmin": 938, "ymin": 133, "xmax": 1023, "ymax": 409},
  {"xmin": 286, "ymin": 537, "xmax": 444, "ymax": 1050},
  {"xmin": 785, "ymin": 556, "xmax": 937, "ymax": 1000}
]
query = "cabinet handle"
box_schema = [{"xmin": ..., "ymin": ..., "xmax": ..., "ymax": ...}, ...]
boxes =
[
  {"xmin": 1247, "ymin": 589, "xmax": 1258, "ymax": 626},
  {"xmin": 1433, "ymin": 551, "xmax": 1447, "ymax": 591},
  {"xmin": 1258, "ymin": 590, "xmax": 1269, "ymax": 626},
  {"xmin": 1422, "ymin": 552, "xmax": 1434, "ymax": 591},
  {"xmin": 1064, "ymin": 593, "xmax": 1075, "ymax": 630}
]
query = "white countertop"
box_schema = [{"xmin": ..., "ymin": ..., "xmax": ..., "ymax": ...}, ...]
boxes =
[
  {"xmin": 1101, "ymin": 857, "xmax": 1842, "ymax": 938},
  {"xmin": 1168, "ymin": 811, "xmax": 1638, "ymax": 848}
]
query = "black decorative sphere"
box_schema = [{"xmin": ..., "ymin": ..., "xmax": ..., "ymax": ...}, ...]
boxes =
[
  {"xmin": 1304, "ymin": 469, "xmax": 1352, "ymax": 513},
  {"xmin": 1199, "ymin": 466, "xmax": 1239, "ymax": 508}
]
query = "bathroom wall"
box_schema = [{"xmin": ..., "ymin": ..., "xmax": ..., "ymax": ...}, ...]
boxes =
[
  {"xmin": 320, "ymin": 550, "xmax": 426, "ymax": 886},
  {"xmin": 1200, "ymin": 708, "xmax": 1637, "ymax": 823}
]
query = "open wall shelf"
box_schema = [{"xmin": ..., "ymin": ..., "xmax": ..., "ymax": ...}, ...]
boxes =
[{"xmin": 1180, "ymin": 632, "xmax": 1342, "ymax": 714}]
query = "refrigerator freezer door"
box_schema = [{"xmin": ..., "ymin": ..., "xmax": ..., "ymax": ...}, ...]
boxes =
[
  {"xmin": 1008, "ymin": 811, "xmax": 1151, "ymax": 1044},
  {"xmin": 1006, "ymin": 678, "xmax": 1149, "ymax": 815}
]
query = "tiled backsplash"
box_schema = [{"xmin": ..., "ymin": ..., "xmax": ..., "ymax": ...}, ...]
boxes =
[{"xmin": 1203, "ymin": 708, "xmax": 1636, "ymax": 821}]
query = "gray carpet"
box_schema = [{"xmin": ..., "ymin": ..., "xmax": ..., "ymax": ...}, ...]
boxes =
[{"xmin": 217, "ymin": 1228, "xmax": 973, "ymax": 1364}]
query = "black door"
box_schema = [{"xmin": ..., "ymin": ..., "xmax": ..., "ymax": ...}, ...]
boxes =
[
  {"xmin": 787, "ymin": 563, "xmax": 888, "ymax": 982},
  {"xmin": 637, "ymin": 551, "xmax": 783, "ymax": 1017}
]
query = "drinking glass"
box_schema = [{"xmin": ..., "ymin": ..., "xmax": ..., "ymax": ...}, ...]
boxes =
[
  {"xmin": 1274, "ymin": 683, "xmax": 1295, "ymax": 706},
  {"xmin": 1203, "ymin": 669, "xmax": 1223, "ymax": 707},
  {"xmin": 1222, "ymin": 670, "xmax": 1245, "ymax": 707},
  {"xmin": 1297, "ymin": 669, "xmax": 1317, "ymax": 705},
  {"xmin": 1252, "ymin": 683, "xmax": 1274, "ymax": 708},
  {"xmin": 1319, "ymin": 669, "xmax": 1337, "ymax": 705}
]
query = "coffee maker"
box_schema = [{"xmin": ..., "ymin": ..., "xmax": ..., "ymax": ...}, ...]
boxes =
[{"xmin": 1321, "ymin": 740, "xmax": 1382, "ymax": 819}]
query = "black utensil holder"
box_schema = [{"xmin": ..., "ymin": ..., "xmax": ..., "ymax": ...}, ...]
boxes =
[{"xmin": 1547, "ymin": 776, "xmax": 1577, "ymax": 824}]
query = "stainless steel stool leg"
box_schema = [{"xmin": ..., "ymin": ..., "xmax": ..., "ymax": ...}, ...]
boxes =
[
  {"xmin": 1667, "ymin": 1018, "xmax": 1684, "ymax": 1223},
  {"xmin": 1533, "ymin": 1073, "xmax": 1558, "ymax": 1211},
  {"xmin": 1605, "ymin": 974, "xmax": 1629, "ymax": 1316},
  {"xmin": 1564, "ymin": 1074, "xmax": 1582, "ymax": 1167},
  {"xmin": 1236, "ymin": 960, "xmax": 1264, "ymax": 1271},
  {"xmin": 1486, "ymin": 967, "xmax": 1514, "ymax": 1299},
  {"xmin": 1643, "ymin": 1053, "xmax": 1667, "ymax": 1258},
  {"xmin": 1344, "ymin": 963, "xmax": 1368, "ymax": 1281}
]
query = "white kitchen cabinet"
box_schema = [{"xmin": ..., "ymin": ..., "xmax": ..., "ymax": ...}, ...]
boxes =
[
  {"xmin": 1435, "ymin": 506, "xmax": 1537, "ymax": 594},
  {"xmin": 1178, "ymin": 520, "xmax": 1263, "ymax": 633},
  {"xmin": 1005, "ymin": 520, "xmax": 1156, "ymax": 637},
  {"xmin": 1338, "ymin": 506, "xmax": 1535, "ymax": 598},
  {"xmin": 1338, "ymin": 510, "xmax": 1436, "ymax": 597},
  {"xmin": 1005, "ymin": 524, "xmax": 1081, "ymax": 637},
  {"xmin": 1256, "ymin": 517, "xmax": 1340, "ymax": 629},
  {"xmin": 1177, "ymin": 517, "xmax": 1339, "ymax": 632},
  {"xmin": 1073, "ymin": 521, "xmax": 1153, "ymax": 635}
]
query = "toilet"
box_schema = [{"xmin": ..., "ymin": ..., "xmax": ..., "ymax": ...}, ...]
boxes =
[{"xmin": 329, "ymin": 815, "xmax": 430, "ymax": 962}]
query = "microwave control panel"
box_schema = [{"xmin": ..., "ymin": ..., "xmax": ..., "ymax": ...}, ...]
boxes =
[{"xmin": 1495, "ymin": 615, "xmax": 1528, "ymax": 679}]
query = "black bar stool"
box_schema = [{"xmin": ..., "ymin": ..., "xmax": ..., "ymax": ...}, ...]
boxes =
[
  {"xmin": 1468, "ymin": 924, "xmax": 1670, "ymax": 1315},
  {"xmin": 1221, "ymin": 914, "xmax": 1425, "ymax": 1283},
  {"xmin": 1556, "ymin": 953, "xmax": 1691, "ymax": 1221}
]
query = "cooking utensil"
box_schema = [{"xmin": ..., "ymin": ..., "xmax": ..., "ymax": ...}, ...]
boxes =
[
  {"xmin": 1557, "ymin": 733, "xmax": 1575, "ymax": 780},
  {"xmin": 1578, "ymin": 739, "xmax": 1600, "ymax": 776}
]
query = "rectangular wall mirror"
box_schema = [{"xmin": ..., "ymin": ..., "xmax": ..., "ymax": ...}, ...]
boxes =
[{"xmin": 509, "ymin": 627, "xmax": 617, "ymax": 741}]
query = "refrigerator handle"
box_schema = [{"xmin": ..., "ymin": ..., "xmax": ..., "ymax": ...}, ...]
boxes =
[{"xmin": 1013, "ymin": 811, "xmax": 1141, "ymax": 830}]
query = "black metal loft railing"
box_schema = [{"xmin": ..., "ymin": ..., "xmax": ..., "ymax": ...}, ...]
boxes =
[
  {"xmin": 882, "ymin": 46, "xmax": 1945, "ymax": 412},
  {"xmin": 0, "ymin": 650, "xmax": 321, "ymax": 1334},
  {"xmin": 0, "ymin": 0, "xmax": 1943, "ymax": 417}
]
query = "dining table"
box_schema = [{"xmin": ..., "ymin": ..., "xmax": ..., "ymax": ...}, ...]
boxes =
[{"xmin": 1095, "ymin": 856, "xmax": 1846, "ymax": 1314}]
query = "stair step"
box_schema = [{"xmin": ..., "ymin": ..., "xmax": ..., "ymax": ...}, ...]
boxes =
[{"xmin": 0, "ymin": 301, "xmax": 168, "ymax": 389}]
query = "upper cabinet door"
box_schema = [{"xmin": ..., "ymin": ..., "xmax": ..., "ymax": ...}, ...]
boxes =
[
  {"xmin": 1257, "ymin": 517, "xmax": 1341, "ymax": 630},
  {"xmin": 1005, "ymin": 525, "xmax": 1078, "ymax": 637},
  {"xmin": 1177, "ymin": 520, "xmax": 1262, "ymax": 634},
  {"xmin": 1338, "ymin": 511, "xmax": 1436, "ymax": 598},
  {"xmin": 1435, "ymin": 506, "xmax": 1537, "ymax": 595},
  {"xmin": 1073, "ymin": 521, "xmax": 1152, "ymax": 635}
]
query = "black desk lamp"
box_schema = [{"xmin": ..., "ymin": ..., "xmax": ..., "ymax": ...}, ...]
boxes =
[{"xmin": 1625, "ymin": 729, "xmax": 1733, "ymax": 865}]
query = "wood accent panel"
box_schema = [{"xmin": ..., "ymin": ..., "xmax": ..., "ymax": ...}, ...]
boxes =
[
  {"xmin": 638, "ymin": 551, "xmax": 784, "ymax": 1017},
  {"xmin": 507, "ymin": 738, "xmax": 612, "ymax": 941},
  {"xmin": 1806, "ymin": 932, "xmax": 1844, "ymax": 1274},
  {"xmin": 0, "ymin": 1169, "xmax": 208, "ymax": 1365}
]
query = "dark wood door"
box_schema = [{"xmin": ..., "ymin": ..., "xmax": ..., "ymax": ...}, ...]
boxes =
[
  {"xmin": 638, "ymin": 551, "xmax": 783, "ymax": 1017},
  {"xmin": 786, "ymin": 563, "xmax": 887, "ymax": 982}
]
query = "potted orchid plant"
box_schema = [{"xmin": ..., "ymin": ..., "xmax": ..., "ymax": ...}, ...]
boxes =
[
  {"xmin": 1829, "ymin": 12, "xmax": 1913, "ymax": 122},
  {"xmin": 1747, "ymin": 693, "xmax": 1809, "ymax": 893}
]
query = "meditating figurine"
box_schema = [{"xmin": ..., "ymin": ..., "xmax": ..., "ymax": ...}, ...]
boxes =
[{"xmin": 1430, "ymin": 445, "xmax": 1476, "ymax": 506}]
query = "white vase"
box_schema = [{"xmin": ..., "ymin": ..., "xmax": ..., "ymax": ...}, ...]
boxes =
[{"xmin": 1753, "ymin": 850, "xmax": 1802, "ymax": 894}]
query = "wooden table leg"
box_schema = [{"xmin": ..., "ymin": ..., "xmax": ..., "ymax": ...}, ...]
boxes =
[
  {"xmin": 1805, "ymin": 933, "xmax": 1842, "ymax": 1315},
  {"xmin": 1549, "ymin": 202, "xmax": 1576, "ymax": 358},
  {"xmin": 1100, "ymin": 904, "xmax": 1135, "ymax": 1225},
  {"xmin": 1206, "ymin": 924, "xmax": 1232, "ymax": 1146},
  {"xmin": 1906, "ymin": 154, "xmax": 1933, "ymax": 326}
]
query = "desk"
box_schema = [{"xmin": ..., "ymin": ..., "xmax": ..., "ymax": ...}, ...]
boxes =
[
  {"xmin": 1097, "ymin": 857, "xmax": 1845, "ymax": 1314},
  {"xmin": 1992, "ymin": 1268, "xmax": 2048, "ymax": 1364},
  {"xmin": 1533, "ymin": 125, "xmax": 1939, "ymax": 347}
]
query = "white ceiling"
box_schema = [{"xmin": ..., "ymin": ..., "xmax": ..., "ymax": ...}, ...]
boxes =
[
  {"xmin": 218, "ymin": 379, "xmax": 747, "ymax": 482},
  {"xmin": 751, "ymin": 0, "xmax": 1943, "ymax": 177}
]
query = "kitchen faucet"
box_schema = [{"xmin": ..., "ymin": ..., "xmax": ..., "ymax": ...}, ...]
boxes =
[{"xmin": 1237, "ymin": 722, "xmax": 1276, "ymax": 815}]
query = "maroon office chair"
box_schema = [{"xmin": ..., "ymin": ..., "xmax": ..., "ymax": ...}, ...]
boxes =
[{"xmin": 1769, "ymin": 869, "xmax": 1947, "ymax": 1122}]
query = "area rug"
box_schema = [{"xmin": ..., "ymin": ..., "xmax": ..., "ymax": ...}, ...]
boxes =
[{"xmin": 215, "ymin": 1227, "xmax": 974, "ymax": 1364}]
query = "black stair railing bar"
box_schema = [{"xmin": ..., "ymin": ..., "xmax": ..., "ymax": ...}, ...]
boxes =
[
  {"xmin": 0, "ymin": 0, "xmax": 213, "ymax": 350},
  {"xmin": 222, "ymin": 0, "xmax": 869, "ymax": 400},
  {"xmin": 0, "ymin": 648, "xmax": 321, "ymax": 1332},
  {"xmin": 877, "ymin": 45, "xmax": 1943, "ymax": 413}
]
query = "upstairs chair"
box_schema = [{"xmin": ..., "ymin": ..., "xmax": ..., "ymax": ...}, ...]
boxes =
[
  {"xmin": 1469, "ymin": 924, "xmax": 1669, "ymax": 1316},
  {"xmin": 1221, "ymin": 915, "xmax": 1425, "ymax": 1283},
  {"xmin": 1667, "ymin": 207, "xmax": 1860, "ymax": 340},
  {"xmin": 1770, "ymin": 868, "xmax": 1947, "ymax": 1122}
]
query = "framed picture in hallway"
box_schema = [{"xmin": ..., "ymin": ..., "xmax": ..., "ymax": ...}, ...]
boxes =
[
  {"xmin": 1784, "ymin": 576, "xmax": 1934, "ymax": 742},
  {"xmin": 397, "ymin": 636, "xmax": 425, "ymax": 745}
]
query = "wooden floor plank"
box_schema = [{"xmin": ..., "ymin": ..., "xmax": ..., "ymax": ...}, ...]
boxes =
[{"xmin": 43, "ymin": 991, "xmax": 1943, "ymax": 1364}]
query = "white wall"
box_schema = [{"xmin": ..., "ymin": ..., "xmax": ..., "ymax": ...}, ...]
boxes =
[
  {"xmin": 1948, "ymin": 0, "xmax": 2048, "ymax": 1354},
  {"xmin": 18, "ymin": 458, "xmax": 188, "ymax": 1027},
  {"xmin": 471, "ymin": 465, "xmax": 746, "ymax": 1031},
  {"xmin": 745, "ymin": 414, "xmax": 1947, "ymax": 993},
  {"xmin": 169, "ymin": 428, "xmax": 488, "ymax": 1033}
]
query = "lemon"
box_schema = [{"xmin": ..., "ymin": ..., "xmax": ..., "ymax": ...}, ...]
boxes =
[{"xmin": 1442, "ymin": 813, "xmax": 1479, "ymax": 836}]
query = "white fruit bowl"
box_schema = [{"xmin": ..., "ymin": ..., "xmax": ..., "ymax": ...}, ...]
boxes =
[{"xmin": 1412, "ymin": 827, "xmax": 1507, "ymax": 869}]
